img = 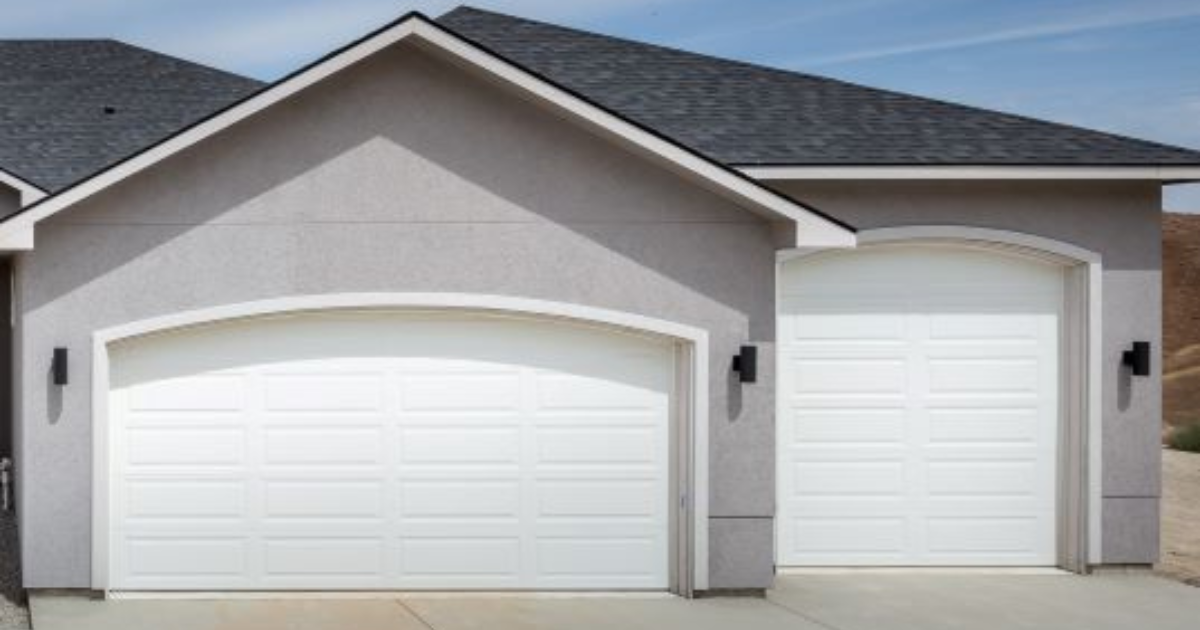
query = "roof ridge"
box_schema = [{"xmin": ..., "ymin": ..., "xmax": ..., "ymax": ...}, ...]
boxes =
[{"xmin": 443, "ymin": 6, "xmax": 1200, "ymax": 162}]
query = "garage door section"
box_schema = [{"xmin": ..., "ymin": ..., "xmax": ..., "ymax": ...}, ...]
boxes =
[
  {"xmin": 106, "ymin": 312, "xmax": 673, "ymax": 590},
  {"xmin": 777, "ymin": 245, "xmax": 1061, "ymax": 566}
]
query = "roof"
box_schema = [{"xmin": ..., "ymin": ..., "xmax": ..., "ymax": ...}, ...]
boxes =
[
  {"xmin": 0, "ymin": 13, "xmax": 854, "ymax": 251},
  {"xmin": 0, "ymin": 39, "xmax": 262, "ymax": 192},
  {"xmin": 440, "ymin": 6, "xmax": 1200, "ymax": 168}
]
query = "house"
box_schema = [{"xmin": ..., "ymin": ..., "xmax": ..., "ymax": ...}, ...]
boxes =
[{"xmin": 0, "ymin": 7, "xmax": 1196, "ymax": 596}]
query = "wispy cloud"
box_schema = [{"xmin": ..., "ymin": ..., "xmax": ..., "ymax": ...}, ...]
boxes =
[{"xmin": 807, "ymin": 2, "xmax": 1200, "ymax": 65}]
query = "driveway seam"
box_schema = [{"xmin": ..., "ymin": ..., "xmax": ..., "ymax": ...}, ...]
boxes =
[
  {"xmin": 764, "ymin": 593, "xmax": 844, "ymax": 630},
  {"xmin": 394, "ymin": 598, "xmax": 438, "ymax": 630}
]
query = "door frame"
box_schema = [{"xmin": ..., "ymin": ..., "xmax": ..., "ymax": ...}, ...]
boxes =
[
  {"xmin": 90, "ymin": 292, "xmax": 710, "ymax": 595},
  {"xmin": 776, "ymin": 226, "xmax": 1102, "ymax": 573}
]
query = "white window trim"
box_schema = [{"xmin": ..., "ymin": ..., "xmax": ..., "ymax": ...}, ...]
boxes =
[
  {"xmin": 741, "ymin": 165, "xmax": 1200, "ymax": 182},
  {"xmin": 776, "ymin": 226, "xmax": 1103, "ymax": 570},
  {"xmin": 0, "ymin": 14, "xmax": 853, "ymax": 252},
  {"xmin": 90, "ymin": 292, "xmax": 710, "ymax": 595}
]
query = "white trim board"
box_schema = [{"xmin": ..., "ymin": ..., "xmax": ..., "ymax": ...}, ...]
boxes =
[
  {"xmin": 0, "ymin": 13, "xmax": 853, "ymax": 252},
  {"xmin": 90, "ymin": 292, "xmax": 710, "ymax": 595},
  {"xmin": 741, "ymin": 165, "xmax": 1200, "ymax": 182}
]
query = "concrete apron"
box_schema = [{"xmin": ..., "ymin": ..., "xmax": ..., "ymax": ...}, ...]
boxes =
[
  {"xmin": 29, "ymin": 574, "xmax": 1200, "ymax": 630},
  {"xmin": 28, "ymin": 591, "xmax": 820, "ymax": 630}
]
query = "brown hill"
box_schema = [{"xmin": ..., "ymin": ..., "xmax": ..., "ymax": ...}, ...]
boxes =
[{"xmin": 1164, "ymin": 212, "xmax": 1200, "ymax": 429}]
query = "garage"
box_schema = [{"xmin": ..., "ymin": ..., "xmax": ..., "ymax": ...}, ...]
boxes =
[
  {"xmin": 777, "ymin": 244, "xmax": 1063, "ymax": 566},
  {"xmin": 101, "ymin": 309, "xmax": 676, "ymax": 590}
]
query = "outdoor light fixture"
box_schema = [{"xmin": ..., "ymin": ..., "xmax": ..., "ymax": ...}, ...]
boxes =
[
  {"xmin": 1122, "ymin": 341, "xmax": 1151, "ymax": 377},
  {"xmin": 732, "ymin": 345, "xmax": 757, "ymax": 383},
  {"xmin": 52, "ymin": 347, "xmax": 68, "ymax": 386}
]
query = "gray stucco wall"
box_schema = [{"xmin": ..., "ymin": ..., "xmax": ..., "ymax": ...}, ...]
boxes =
[
  {"xmin": 14, "ymin": 43, "xmax": 780, "ymax": 588},
  {"xmin": 9, "ymin": 40, "xmax": 1163, "ymax": 588},
  {"xmin": 772, "ymin": 179, "xmax": 1163, "ymax": 565}
]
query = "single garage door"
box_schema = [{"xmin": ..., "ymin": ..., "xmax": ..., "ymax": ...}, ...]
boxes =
[
  {"xmin": 106, "ymin": 311, "xmax": 673, "ymax": 590},
  {"xmin": 777, "ymin": 245, "xmax": 1061, "ymax": 566}
]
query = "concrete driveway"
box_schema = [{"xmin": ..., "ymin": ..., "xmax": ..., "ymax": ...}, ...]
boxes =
[{"xmin": 29, "ymin": 573, "xmax": 1200, "ymax": 630}]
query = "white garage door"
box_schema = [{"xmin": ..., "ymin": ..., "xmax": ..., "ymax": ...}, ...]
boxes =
[
  {"xmin": 106, "ymin": 311, "xmax": 673, "ymax": 590},
  {"xmin": 777, "ymin": 245, "xmax": 1061, "ymax": 566}
]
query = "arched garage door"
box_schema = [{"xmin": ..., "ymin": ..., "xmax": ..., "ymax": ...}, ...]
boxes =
[
  {"xmin": 105, "ymin": 311, "xmax": 673, "ymax": 590},
  {"xmin": 777, "ymin": 244, "xmax": 1062, "ymax": 566}
]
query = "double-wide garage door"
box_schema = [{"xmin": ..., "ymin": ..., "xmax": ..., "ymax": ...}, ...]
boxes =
[
  {"xmin": 106, "ymin": 312, "xmax": 673, "ymax": 590},
  {"xmin": 777, "ymin": 245, "xmax": 1062, "ymax": 566}
]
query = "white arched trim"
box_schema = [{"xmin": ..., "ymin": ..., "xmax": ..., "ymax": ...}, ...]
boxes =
[
  {"xmin": 91, "ymin": 293, "xmax": 710, "ymax": 595},
  {"xmin": 777, "ymin": 226, "xmax": 1102, "ymax": 572}
]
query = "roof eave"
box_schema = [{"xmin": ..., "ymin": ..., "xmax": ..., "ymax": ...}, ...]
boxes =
[{"xmin": 740, "ymin": 165, "xmax": 1200, "ymax": 182}]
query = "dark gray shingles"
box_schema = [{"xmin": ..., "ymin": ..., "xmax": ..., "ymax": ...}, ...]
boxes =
[
  {"xmin": 439, "ymin": 6, "xmax": 1200, "ymax": 167},
  {"xmin": 0, "ymin": 40, "xmax": 262, "ymax": 191}
]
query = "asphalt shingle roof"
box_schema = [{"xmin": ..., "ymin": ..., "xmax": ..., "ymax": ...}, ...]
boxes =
[
  {"xmin": 3, "ymin": 8, "xmax": 1199, "ymax": 197},
  {"xmin": 439, "ymin": 6, "xmax": 1200, "ymax": 168},
  {"xmin": 0, "ymin": 40, "xmax": 262, "ymax": 192}
]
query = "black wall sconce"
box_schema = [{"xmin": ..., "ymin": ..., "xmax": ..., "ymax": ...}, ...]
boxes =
[
  {"xmin": 52, "ymin": 347, "xmax": 69, "ymax": 386},
  {"xmin": 732, "ymin": 345, "xmax": 757, "ymax": 384},
  {"xmin": 1122, "ymin": 341, "xmax": 1151, "ymax": 377}
]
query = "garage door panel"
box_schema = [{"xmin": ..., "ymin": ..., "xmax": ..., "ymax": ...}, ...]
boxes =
[
  {"xmin": 263, "ymin": 372, "xmax": 386, "ymax": 413},
  {"xmin": 927, "ymin": 358, "xmax": 1041, "ymax": 395},
  {"xmin": 536, "ymin": 480, "xmax": 658, "ymax": 517},
  {"xmin": 127, "ymin": 373, "xmax": 247, "ymax": 413},
  {"xmin": 923, "ymin": 517, "xmax": 1047, "ymax": 555},
  {"xmin": 262, "ymin": 480, "xmax": 385, "ymax": 520},
  {"xmin": 401, "ymin": 480, "xmax": 521, "ymax": 518},
  {"xmin": 262, "ymin": 538, "xmax": 388, "ymax": 578},
  {"xmin": 264, "ymin": 426, "xmax": 386, "ymax": 467},
  {"xmin": 794, "ymin": 516, "xmax": 907, "ymax": 546},
  {"xmin": 401, "ymin": 373, "xmax": 522, "ymax": 412},
  {"xmin": 399, "ymin": 538, "xmax": 521, "ymax": 578},
  {"xmin": 779, "ymin": 246, "xmax": 1061, "ymax": 567},
  {"xmin": 124, "ymin": 538, "xmax": 250, "ymax": 580},
  {"xmin": 925, "ymin": 461, "xmax": 1039, "ymax": 497},
  {"xmin": 783, "ymin": 309, "xmax": 907, "ymax": 344},
  {"xmin": 398, "ymin": 426, "xmax": 521, "ymax": 465},
  {"xmin": 927, "ymin": 408, "xmax": 1040, "ymax": 444},
  {"xmin": 125, "ymin": 480, "xmax": 246, "ymax": 521},
  {"xmin": 790, "ymin": 461, "xmax": 905, "ymax": 497},
  {"xmin": 126, "ymin": 427, "xmax": 245, "ymax": 468},
  {"xmin": 534, "ymin": 538, "xmax": 662, "ymax": 583},
  {"xmin": 789, "ymin": 358, "xmax": 908, "ymax": 397},
  {"xmin": 788, "ymin": 409, "xmax": 907, "ymax": 445},
  {"xmin": 108, "ymin": 313, "xmax": 672, "ymax": 590}
]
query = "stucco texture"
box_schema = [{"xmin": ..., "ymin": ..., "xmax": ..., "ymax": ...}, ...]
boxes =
[
  {"xmin": 773, "ymin": 179, "xmax": 1164, "ymax": 565},
  {"xmin": 10, "ymin": 37, "xmax": 1164, "ymax": 590},
  {"xmin": 15, "ymin": 42, "xmax": 781, "ymax": 588}
]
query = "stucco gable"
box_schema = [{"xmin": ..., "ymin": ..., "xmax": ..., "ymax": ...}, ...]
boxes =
[{"xmin": 0, "ymin": 12, "xmax": 854, "ymax": 252}]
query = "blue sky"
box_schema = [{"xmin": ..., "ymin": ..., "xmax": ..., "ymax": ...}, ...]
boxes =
[{"xmin": 4, "ymin": 0, "xmax": 1200, "ymax": 210}]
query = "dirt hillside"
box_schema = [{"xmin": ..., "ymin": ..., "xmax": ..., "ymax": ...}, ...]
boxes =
[{"xmin": 1164, "ymin": 212, "xmax": 1200, "ymax": 429}]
